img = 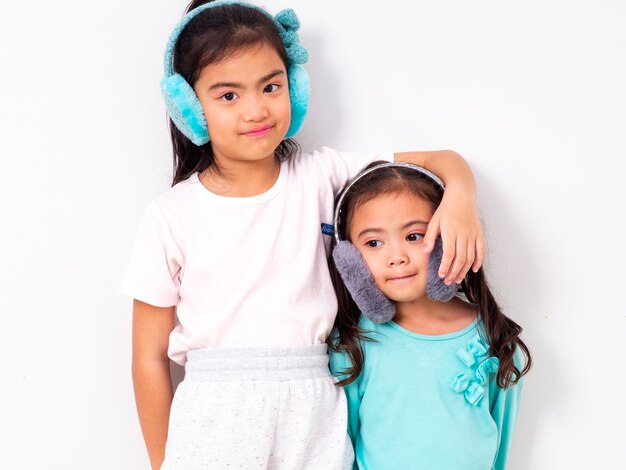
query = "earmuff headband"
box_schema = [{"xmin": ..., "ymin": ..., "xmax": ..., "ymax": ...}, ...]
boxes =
[{"xmin": 164, "ymin": 1, "xmax": 276, "ymax": 77}]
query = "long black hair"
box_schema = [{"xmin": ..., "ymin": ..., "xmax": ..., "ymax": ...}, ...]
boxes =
[
  {"xmin": 168, "ymin": 0, "xmax": 300, "ymax": 186},
  {"xmin": 329, "ymin": 162, "xmax": 532, "ymax": 389}
]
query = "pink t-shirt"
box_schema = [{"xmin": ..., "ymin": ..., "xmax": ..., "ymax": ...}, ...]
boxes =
[{"xmin": 120, "ymin": 147, "xmax": 393, "ymax": 364}]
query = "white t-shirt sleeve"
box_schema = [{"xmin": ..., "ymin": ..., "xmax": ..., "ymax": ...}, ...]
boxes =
[
  {"xmin": 313, "ymin": 146, "xmax": 394, "ymax": 195},
  {"xmin": 119, "ymin": 201, "xmax": 182, "ymax": 307}
]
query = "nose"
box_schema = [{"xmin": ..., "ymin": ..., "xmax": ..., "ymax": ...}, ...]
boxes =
[
  {"xmin": 243, "ymin": 94, "xmax": 269, "ymax": 122},
  {"xmin": 387, "ymin": 249, "xmax": 409, "ymax": 267}
]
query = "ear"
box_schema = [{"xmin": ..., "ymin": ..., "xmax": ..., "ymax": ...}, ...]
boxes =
[
  {"xmin": 332, "ymin": 241, "xmax": 395, "ymax": 324},
  {"xmin": 426, "ymin": 238, "xmax": 459, "ymax": 301}
]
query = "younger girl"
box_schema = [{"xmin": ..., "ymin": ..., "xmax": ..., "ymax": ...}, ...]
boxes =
[
  {"xmin": 329, "ymin": 162, "xmax": 532, "ymax": 470},
  {"xmin": 121, "ymin": 1, "xmax": 484, "ymax": 468}
]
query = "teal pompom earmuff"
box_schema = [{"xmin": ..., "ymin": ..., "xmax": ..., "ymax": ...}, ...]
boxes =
[{"xmin": 160, "ymin": 1, "xmax": 310, "ymax": 146}]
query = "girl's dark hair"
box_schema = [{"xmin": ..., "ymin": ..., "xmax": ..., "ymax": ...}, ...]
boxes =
[
  {"xmin": 169, "ymin": 0, "xmax": 300, "ymax": 186},
  {"xmin": 328, "ymin": 162, "xmax": 532, "ymax": 389}
]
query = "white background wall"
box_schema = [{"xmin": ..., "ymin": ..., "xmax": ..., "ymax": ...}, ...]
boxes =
[{"xmin": 1, "ymin": 0, "xmax": 624, "ymax": 468}]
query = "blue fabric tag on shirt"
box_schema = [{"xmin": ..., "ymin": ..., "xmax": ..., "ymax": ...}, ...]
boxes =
[{"xmin": 321, "ymin": 223, "xmax": 334, "ymax": 237}]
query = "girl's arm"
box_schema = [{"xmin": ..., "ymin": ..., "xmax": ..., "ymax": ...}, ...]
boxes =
[
  {"xmin": 394, "ymin": 150, "xmax": 484, "ymax": 284},
  {"xmin": 132, "ymin": 299, "xmax": 175, "ymax": 470},
  {"xmin": 489, "ymin": 349, "xmax": 525, "ymax": 470}
]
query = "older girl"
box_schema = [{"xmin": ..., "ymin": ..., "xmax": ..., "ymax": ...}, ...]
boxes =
[{"xmin": 121, "ymin": 1, "xmax": 484, "ymax": 468}]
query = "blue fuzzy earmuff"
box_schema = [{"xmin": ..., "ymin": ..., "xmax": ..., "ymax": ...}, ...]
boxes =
[
  {"xmin": 161, "ymin": 1, "xmax": 310, "ymax": 146},
  {"xmin": 332, "ymin": 162, "xmax": 459, "ymax": 324}
]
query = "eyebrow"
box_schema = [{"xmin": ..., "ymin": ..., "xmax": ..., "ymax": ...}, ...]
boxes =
[
  {"xmin": 355, "ymin": 220, "xmax": 429, "ymax": 239},
  {"xmin": 207, "ymin": 69, "xmax": 285, "ymax": 91}
]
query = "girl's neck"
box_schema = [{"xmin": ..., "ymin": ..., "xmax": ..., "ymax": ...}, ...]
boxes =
[
  {"xmin": 199, "ymin": 156, "xmax": 280, "ymax": 197},
  {"xmin": 393, "ymin": 296, "xmax": 477, "ymax": 336}
]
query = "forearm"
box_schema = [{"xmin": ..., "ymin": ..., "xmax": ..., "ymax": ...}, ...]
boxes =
[
  {"xmin": 394, "ymin": 150, "xmax": 476, "ymax": 201},
  {"xmin": 132, "ymin": 356, "xmax": 173, "ymax": 469}
]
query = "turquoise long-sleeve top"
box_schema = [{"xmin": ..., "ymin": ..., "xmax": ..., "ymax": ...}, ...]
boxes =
[{"xmin": 329, "ymin": 316, "xmax": 523, "ymax": 470}]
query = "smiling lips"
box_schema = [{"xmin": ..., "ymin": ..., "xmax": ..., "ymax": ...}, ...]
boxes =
[
  {"xmin": 243, "ymin": 125, "xmax": 273, "ymax": 137},
  {"xmin": 387, "ymin": 273, "xmax": 416, "ymax": 283}
]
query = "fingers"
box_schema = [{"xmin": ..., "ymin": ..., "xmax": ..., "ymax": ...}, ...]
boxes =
[
  {"xmin": 428, "ymin": 204, "xmax": 485, "ymax": 283},
  {"xmin": 443, "ymin": 236, "xmax": 468, "ymax": 285},
  {"xmin": 438, "ymin": 235, "xmax": 456, "ymax": 280},
  {"xmin": 422, "ymin": 216, "xmax": 440, "ymax": 254},
  {"xmin": 454, "ymin": 238, "xmax": 475, "ymax": 284},
  {"xmin": 441, "ymin": 235, "xmax": 483, "ymax": 284},
  {"xmin": 472, "ymin": 235, "xmax": 485, "ymax": 273}
]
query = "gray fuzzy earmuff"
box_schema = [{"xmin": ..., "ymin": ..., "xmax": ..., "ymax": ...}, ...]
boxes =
[
  {"xmin": 333, "ymin": 240, "xmax": 396, "ymax": 323},
  {"xmin": 332, "ymin": 162, "xmax": 459, "ymax": 324}
]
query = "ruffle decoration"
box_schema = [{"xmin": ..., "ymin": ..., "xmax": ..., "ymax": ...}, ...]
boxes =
[
  {"xmin": 455, "ymin": 335, "xmax": 488, "ymax": 367},
  {"xmin": 449, "ymin": 333, "xmax": 499, "ymax": 407},
  {"xmin": 476, "ymin": 357, "xmax": 500, "ymax": 385}
]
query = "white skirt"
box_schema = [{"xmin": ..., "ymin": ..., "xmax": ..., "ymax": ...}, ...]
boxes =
[{"xmin": 161, "ymin": 344, "xmax": 354, "ymax": 470}]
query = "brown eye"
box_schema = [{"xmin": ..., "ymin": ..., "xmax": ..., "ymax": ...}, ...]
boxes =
[{"xmin": 263, "ymin": 84, "xmax": 279, "ymax": 93}]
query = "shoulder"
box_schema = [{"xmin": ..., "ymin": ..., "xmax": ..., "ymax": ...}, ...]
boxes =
[
  {"xmin": 358, "ymin": 314, "xmax": 383, "ymax": 334},
  {"xmin": 138, "ymin": 174, "xmax": 203, "ymax": 230},
  {"xmin": 288, "ymin": 146, "xmax": 340, "ymax": 170},
  {"xmin": 292, "ymin": 146, "xmax": 393, "ymax": 170},
  {"xmin": 328, "ymin": 317, "xmax": 382, "ymax": 372},
  {"xmin": 472, "ymin": 317, "xmax": 527, "ymax": 391},
  {"xmin": 128, "ymin": 175, "xmax": 202, "ymax": 246},
  {"xmin": 152, "ymin": 173, "xmax": 198, "ymax": 210},
  {"xmin": 356, "ymin": 316, "xmax": 399, "ymax": 352},
  {"xmin": 473, "ymin": 316, "xmax": 525, "ymax": 370},
  {"xmin": 306, "ymin": 146, "xmax": 341, "ymax": 159},
  {"xmin": 359, "ymin": 315, "xmax": 397, "ymax": 335},
  {"xmin": 298, "ymin": 146, "xmax": 392, "ymax": 166}
]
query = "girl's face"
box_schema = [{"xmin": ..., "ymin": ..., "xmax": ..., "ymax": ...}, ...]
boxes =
[
  {"xmin": 348, "ymin": 191, "xmax": 434, "ymax": 304},
  {"xmin": 193, "ymin": 43, "xmax": 291, "ymax": 167}
]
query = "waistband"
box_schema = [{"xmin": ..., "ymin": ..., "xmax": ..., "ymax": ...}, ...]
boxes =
[{"xmin": 184, "ymin": 344, "xmax": 330, "ymax": 382}]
